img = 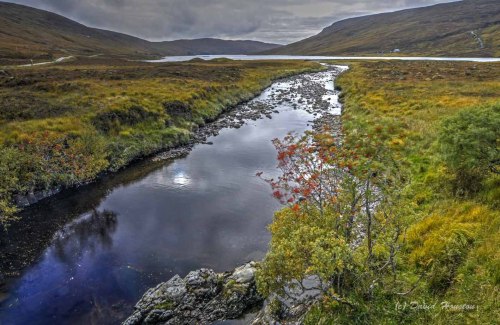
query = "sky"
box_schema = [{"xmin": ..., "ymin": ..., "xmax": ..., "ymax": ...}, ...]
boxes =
[{"xmin": 6, "ymin": 0, "xmax": 458, "ymax": 44}]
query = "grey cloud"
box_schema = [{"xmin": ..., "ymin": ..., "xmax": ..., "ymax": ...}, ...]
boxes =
[{"xmin": 5, "ymin": 0, "xmax": 458, "ymax": 44}]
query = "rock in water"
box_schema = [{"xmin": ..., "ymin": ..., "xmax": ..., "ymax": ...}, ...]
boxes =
[{"xmin": 123, "ymin": 262, "xmax": 263, "ymax": 325}]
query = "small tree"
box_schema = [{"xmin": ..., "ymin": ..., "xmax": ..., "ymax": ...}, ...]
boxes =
[{"xmin": 257, "ymin": 127, "xmax": 408, "ymax": 312}]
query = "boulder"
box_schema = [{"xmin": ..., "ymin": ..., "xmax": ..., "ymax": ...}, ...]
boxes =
[{"xmin": 124, "ymin": 262, "xmax": 263, "ymax": 325}]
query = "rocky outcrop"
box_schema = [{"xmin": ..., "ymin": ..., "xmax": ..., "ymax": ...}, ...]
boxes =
[
  {"xmin": 14, "ymin": 187, "xmax": 62, "ymax": 207},
  {"xmin": 124, "ymin": 262, "xmax": 263, "ymax": 325}
]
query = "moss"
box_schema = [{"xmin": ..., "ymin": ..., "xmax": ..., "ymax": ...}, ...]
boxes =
[
  {"xmin": 223, "ymin": 279, "xmax": 247, "ymax": 297},
  {"xmin": 268, "ymin": 298, "xmax": 284, "ymax": 317},
  {"xmin": 154, "ymin": 300, "xmax": 174, "ymax": 310}
]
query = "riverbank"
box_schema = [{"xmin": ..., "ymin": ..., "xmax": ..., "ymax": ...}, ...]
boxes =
[
  {"xmin": 245, "ymin": 60, "xmax": 498, "ymax": 324},
  {"xmin": 0, "ymin": 58, "xmax": 323, "ymax": 224}
]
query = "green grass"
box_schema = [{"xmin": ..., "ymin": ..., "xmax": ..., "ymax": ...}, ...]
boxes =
[
  {"xmin": 0, "ymin": 57, "xmax": 323, "ymax": 223},
  {"xmin": 303, "ymin": 60, "xmax": 500, "ymax": 323}
]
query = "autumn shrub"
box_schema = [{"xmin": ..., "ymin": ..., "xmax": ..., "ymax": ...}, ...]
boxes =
[
  {"xmin": 257, "ymin": 129, "xmax": 409, "ymax": 318},
  {"xmin": 15, "ymin": 131, "xmax": 108, "ymax": 187},
  {"xmin": 0, "ymin": 131, "xmax": 108, "ymax": 226}
]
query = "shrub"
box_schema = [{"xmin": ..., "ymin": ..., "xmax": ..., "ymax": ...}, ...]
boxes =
[
  {"xmin": 92, "ymin": 105, "xmax": 160, "ymax": 134},
  {"xmin": 438, "ymin": 104, "xmax": 500, "ymax": 195},
  {"xmin": 15, "ymin": 131, "xmax": 108, "ymax": 188},
  {"xmin": 0, "ymin": 146, "xmax": 28, "ymax": 225},
  {"xmin": 257, "ymin": 130, "xmax": 408, "ymax": 314},
  {"xmin": 163, "ymin": 100, "xmax": 192, "ymax": 118}
]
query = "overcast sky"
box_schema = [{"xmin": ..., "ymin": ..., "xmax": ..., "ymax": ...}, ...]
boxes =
[{"xmin": 7, "ymin": 0, "xmax": 458, "ymax": 44}]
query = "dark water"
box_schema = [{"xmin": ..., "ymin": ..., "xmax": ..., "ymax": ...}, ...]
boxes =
[{"xmin": 0, "ymin": 85, "xmax": 318, "ymax": 324}]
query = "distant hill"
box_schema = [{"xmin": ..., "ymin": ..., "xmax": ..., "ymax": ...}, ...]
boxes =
[
  {"xmin": 0, "ymin": 2, "xmax": 281, "ymax": 63},
  {"xmin": 264, "ymin": 0, "xmax": 500, "ymax": 57},
  {"xmin": 160, "ymin": 38, "xmax": 281, "ymax": 55}
]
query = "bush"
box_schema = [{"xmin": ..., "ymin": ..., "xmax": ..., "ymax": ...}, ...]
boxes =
[
  {"xmin": 163, "ymin": 100, "xmax": 192, "ymax": 118},
  {"xmin": 256, "ymin": 130, "xmax": 408, "ymax": 316},
  {"xmin": 92, "ymin": 105, "xmax": 160, "ymax": 134},
  {"xmin": 256, "ymin": 206, "xmax": 355, "ymax": 299},
  {"xmin": 438, "ymin": 104, "xmax": 500, "ymax": 195},
  {"xmin": 0, "ymin": 146, "xmax": 28, "ymax": 225}
]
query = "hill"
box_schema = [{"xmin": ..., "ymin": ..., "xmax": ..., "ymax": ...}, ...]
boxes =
[
  {"xmin": 160, "ymin": 38, "xmax": 280, "ymax": 55},
  {"xmin": 264, "ymin": 0, "xmax": 500, "ymax": 57},
  {"xmin": 0, "ymin": 2, "xmax": 280, "ymax": 64}
]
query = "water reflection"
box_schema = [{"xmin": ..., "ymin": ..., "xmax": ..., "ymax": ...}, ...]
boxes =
[
  {"xmin": 0, "ymin": 158, "xmax": 169, "ymax": 281},
  {"xmin": 172, "ymin": 171, "xmax": 191, "ymax": 187},
  {"xmin": 52, "ymin": 210, "xmax": 118, "ymax": 264}
]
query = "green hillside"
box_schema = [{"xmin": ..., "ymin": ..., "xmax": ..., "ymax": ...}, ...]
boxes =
[
  {"xmin": 0, "ymin": 2, "xmax": 280, "ymax": 65},
  {"xmin": 266, "ymin": 0, "xmax": 499, "ymax": 57}
]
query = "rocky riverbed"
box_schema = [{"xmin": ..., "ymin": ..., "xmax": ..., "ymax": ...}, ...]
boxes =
[
  {"xmin": 154, "ymin": 65, "xmax": 346, "ymax": 161},
  {"xmin": 11, "ymin": 65, "xmax": 345, "ymax": 209}
]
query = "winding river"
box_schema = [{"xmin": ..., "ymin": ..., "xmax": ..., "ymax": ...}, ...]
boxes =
[{"xmin": 0, "ymin": 66, "xmax": 347, "ymax": 324}]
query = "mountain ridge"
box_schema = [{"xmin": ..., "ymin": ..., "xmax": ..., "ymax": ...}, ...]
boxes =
[
  {"xmin": 264, "ymin": 0, "xmax": 500, "ymax": 57},
  {"xmin": 0, "ymin": 1, "xmax": 281, "ymax": 63}
]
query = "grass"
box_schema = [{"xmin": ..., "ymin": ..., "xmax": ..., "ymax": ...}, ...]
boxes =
[
  {"xmin": 305, "ymin": 60, "xmax": 500, "ymax": 323},
  {"xmin": 0, "ymin": 57, "xmax": 323, "ymax": 223}
]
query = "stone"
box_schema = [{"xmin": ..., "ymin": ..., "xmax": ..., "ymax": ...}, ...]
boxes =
[
  {"xmin": 15, "ymin": 195, "xmax": 30, "ymax": 207},
  {"xmin": 26, "ymin": 192, "xmax": 38, "ymax": 205},
  {"xmin": 231, "ymin": 262, "xmax": 257, "ymax": 284},
  {"xmin": 123, "ymin": 262, "xmax": 263, "ymax": 325}
]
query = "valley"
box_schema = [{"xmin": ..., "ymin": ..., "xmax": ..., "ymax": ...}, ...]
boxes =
[{"xmin": 0, "ymin": 0, "xmax": 498, "ymax": 324}]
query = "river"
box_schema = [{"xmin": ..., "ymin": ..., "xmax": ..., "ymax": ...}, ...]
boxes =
[{"xmin": 0, "ymin": 66, "xmax": 347, "ymax": 324}]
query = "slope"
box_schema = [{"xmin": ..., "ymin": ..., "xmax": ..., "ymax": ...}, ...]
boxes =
[
  {"xmin": 0, "ymin": 2, "xmax": 280, "ymax": 64},
  {"xmin": 265, "ymin": 0, "xmax": 499, "ymax": 57}
]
